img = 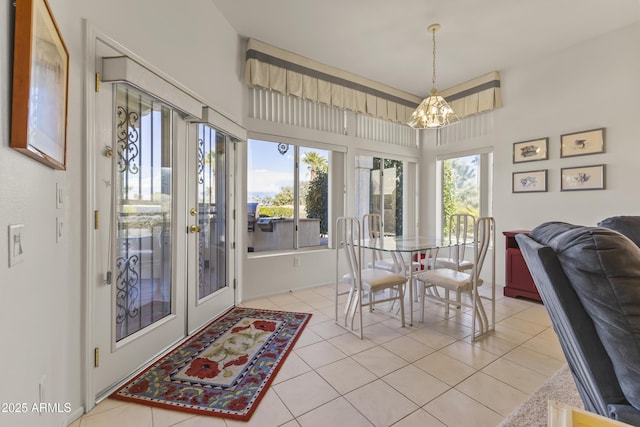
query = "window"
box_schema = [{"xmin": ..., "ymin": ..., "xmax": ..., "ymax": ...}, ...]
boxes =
[
  {"xmin": 247, "ymin": 139, "xmax": 329, "ymax": 252},
  {"xmin": 356, "ymin": 155, "xmax": 408, "ymax": 237},
  {"xmin": 438, "ymin": 151, "xmax": 493, "ymax": 238},
  {"xmin": 114, "ymin": 84, "xmax": 173, "ymax": 340},
  {"xmin": 196, "ymin": 124, "xmax": 226, "ymax": 299},
  {"xmin": 370, "ymin": 158, "xmax": 403, "ymax": 236}
]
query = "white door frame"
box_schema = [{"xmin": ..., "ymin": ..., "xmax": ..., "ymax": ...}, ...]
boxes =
[{"xmin": 82, "ymin": 22, "xmax": 245, "ymax": 413}]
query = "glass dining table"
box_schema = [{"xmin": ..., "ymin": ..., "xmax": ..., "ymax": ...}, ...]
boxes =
[{"xmin": 359, "ymin": 236, "xmax": 456, "ymax": 326}]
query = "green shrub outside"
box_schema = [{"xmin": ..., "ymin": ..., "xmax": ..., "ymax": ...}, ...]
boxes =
[{"xmin": 258, "ymin": 206, "xmax": 294, "ymax": 218}]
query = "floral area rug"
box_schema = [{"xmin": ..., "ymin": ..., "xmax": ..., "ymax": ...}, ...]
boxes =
[{"xmin": 111, "ymin": 307, "xmax": 311, "ymax": 421}]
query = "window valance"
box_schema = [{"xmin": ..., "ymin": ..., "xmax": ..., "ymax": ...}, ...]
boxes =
[
  {"xmin": 438, "ymin": 71, "xmax": 502, "ymax": 119},
  {"xmin": 244, "ymin": 39, "xmax": 422, "ymax": 125}
]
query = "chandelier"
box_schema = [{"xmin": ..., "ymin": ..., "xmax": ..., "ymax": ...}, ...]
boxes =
[{"xmin": 408, "ymin": 24, "xmax": 459, "ymax": 129}]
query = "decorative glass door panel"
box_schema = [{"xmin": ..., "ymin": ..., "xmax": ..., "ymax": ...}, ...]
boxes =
[
  {"xmin": 186, "ymin": 124, "xmax": 235, "ymax": 334},
  {"xmin": 197, "ymin": 124, "xmax": 226, "ymax": 300},
  {"xmin": 114, "ymin": 84, "xmax": 173, "ymax": 341}
]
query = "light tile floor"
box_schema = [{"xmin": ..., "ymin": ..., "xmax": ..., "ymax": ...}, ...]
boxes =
[{"xmin": 71, "ymin": 283, "xmax": 565, "ymax": 427}]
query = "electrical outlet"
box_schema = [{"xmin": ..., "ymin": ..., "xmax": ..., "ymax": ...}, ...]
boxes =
[{"xmin": 8, "ymin": 224, "xmax": 24, "ymax": 267}]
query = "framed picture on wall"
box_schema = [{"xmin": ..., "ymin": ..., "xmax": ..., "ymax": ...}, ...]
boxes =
[
  {"xmin": 513, "ymin": 138, "xmax": 548, "ymax": 163},
  {"xmin": 560, "ymin": 128, "xmax": 605, "ymax": 158},
  {"xmin": 561, "ymin": 164, "xmax": 605, "ymax": 191},
  {"xmin": 512, "ymin": 170, "xmax": 547, "ymax": 193},
  {"xmin": 10, "ymin": 0, "xmax": 69, "ymax": 170}
]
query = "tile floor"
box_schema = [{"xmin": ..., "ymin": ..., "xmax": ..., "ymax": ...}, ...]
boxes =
[{"xmin": 71, "ymin": 283, "xmax": 566, "ymax": 427}]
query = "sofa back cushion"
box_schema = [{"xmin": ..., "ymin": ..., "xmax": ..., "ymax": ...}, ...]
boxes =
[
  {"xmin": 597, "ymin": 216, "xmax": 640, "ymax": 248},
  {"xmin": 530, "ymin": 222, "xmax": 640, "ymax": 410}
]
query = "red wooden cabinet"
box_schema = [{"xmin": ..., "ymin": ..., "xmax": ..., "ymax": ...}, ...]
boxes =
[{"xmin": 503, "ymin": 231, "xmax": 541, "ymax": 301}]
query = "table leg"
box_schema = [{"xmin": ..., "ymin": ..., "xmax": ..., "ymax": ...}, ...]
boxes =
[{"xmin": 408, "ymin": 250, "xmax": 417, "ymax": 326}]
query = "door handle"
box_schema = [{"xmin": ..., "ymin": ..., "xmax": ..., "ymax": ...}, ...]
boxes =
[{"xmin": 189, "ymin": 225, "xmax": 201, "ymax": 233}]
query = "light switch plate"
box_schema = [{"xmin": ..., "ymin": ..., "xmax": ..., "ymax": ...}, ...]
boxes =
[
  {"xmin": 56, "ymin": 183, "xmax": 63, "ymax": 209},
  {"xmin": 8, "ymin": 224, "xmax": 25, "ymax": 267}
]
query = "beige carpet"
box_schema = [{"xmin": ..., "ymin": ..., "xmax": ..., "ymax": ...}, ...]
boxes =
[{"xmin": 499, "ymin": 364, "xmax": 583, "ymax": 427}]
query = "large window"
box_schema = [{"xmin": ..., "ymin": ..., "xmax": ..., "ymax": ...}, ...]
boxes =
[
  {"xmin": 247, "ymin": 139, "xmax": 329, "ymax": 252},
  {"xmin": 370, "ymin": 158, "xmax": 403, "ymax": 236},
  {"xmin": 438, "ymin": 151, "xmax": 493, "ymax": 238},
  {"xmin": 355, "ymin": 155, "xmax": 407, "ymax": 237}
]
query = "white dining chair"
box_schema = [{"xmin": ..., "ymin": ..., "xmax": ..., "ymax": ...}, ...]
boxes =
[
  {"xmin": 362, "ymin": 213, "xmax": 392, "ymax": 270},
  {"xmin": 335, "ymin": 217, "xmax": 407, "ymax": 338},
  {"xmin": 421, "ymin": 213, "xmax": 475, "ymax": 309},
  {"xmin": 362, "ymin": 213, "xmax": 420, "ymax": 301},
  {"xmin": 416, "ymin": 216, "xmax": 496, "ymax": 341},
  {"xmin": 428, "ymin": 213, "xmax": 476, "ymax": 272}
]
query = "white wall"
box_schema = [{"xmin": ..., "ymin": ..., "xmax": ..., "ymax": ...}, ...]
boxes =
[
  {"xmin": 0, "ymin": 1, "xmax": 242, "ymax": 426},
  {"xmin": 420, "ymin": 22, "xmax": 640, "ymax": 287}
]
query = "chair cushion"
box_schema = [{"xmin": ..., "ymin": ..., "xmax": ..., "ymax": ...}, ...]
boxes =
[
  {"xmin": 343, "ymin": 269, "xmax": 406, "ymax": 292},
  {"xmin": 360, "ymin": 269, "xmax": 407, "ymax": 292},
  {"xmin": 434, "ymin": 258, "xmax": 473, "ymax": 271},
  {"xmin": 597, "ymin": 216, "xmax": 640, "ymax": 248},
  {"xmin": 416, "ymin": 268, "xmax": 482, "ymax": 290},
  {"xmin": 530, "ymin": 222, "xmax": 640, "ymax": 410}
]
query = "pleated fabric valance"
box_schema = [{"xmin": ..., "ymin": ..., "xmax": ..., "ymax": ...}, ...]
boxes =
[
  {"xmin": 244, "ymin": 39, "xmax": 422, "ymax": 124},
  {"xmin": 438, "ymin": 71, "xmax": 502, "ymax": 119}
]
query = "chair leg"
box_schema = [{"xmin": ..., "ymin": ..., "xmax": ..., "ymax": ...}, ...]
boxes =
[
  {"xmin": 419, "ymin": 281, "xmax": 426, "ymax": 323},
  {"xmin": 344, "ymin": 287, "xmax": 356, "ymax": 324},
  {"xmin": 348, "ymin": 290, "xmax": 361, "ymax": 330},
  {"xmin": 469, "ymin": 288, "xmax": 490, "ymax": 340},
  {"xmin": 444, "ymin": 289, "xmax": 450, "ymax": 315},
  {"xmin": 397, "ymin": 284, "xmax": 405, "ymax": 327}
]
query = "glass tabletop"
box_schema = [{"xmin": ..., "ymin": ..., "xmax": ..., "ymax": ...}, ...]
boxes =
[{"xmin": 360, "ymin": 236, "xmax": 453, "ymax": 253}]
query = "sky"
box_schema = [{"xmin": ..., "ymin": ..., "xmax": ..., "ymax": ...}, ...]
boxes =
[{"xmin": 247, "ymin": 139, "xmax": 327, "ymax": 197}]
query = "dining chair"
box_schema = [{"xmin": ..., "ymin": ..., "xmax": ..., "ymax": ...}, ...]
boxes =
[
  {"xmin": 431, "ymin": 213, "xmax": 476, "ymax": 272},
  {"xmin": 416, "ymin": 216, "xmax": 496, "ymax": 341},
  {"xmin": 335, "ymin": 216, "xmax": 407, "ymax": 338},
  {"xmin": 362, "ymin": 213, "xmax": 390, "ymax": 269},
  {"xmin": 423, "ymin": 213, "xmax": 476, "ymax": 309},
  {"xmin": 362, "ymin": 213, "xmax": 419, "ymax": 274},
  {"xmin": 363, "ymin": 213, "xmax": 420, "ymax": 309}
]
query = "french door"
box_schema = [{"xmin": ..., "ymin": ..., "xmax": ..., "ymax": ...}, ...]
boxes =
[
  {"xmin": 92, "ymin": 82, "xmax": 187, "ymax": 398},
  {"xmin": 92, "ymin": 81, "xmax": 235, "ymax": 399},
  {"xmin": 186, "ymin": 124, "xmax": 235, "ymax": 334}
]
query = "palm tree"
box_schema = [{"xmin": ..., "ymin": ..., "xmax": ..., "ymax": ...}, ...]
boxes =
[{"xmin": 301, "ymin": 151, "xmax": 328, "ymax": 180}]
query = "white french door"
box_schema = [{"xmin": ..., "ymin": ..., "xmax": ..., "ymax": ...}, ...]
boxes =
[
  {"xmin": 92, "ymin": 77, "xmax": 237, "ymax": 400},
  {"xmin": 92, "ymin": 82, "xmax": 189, "ymax": 398},
  {"xmin": 186, "ymin": 123, "xmax": 235, "ymax": 334}
]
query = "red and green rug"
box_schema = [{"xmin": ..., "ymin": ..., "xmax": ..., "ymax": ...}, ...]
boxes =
[{"xmin": 111, "ymin": 307, "xmax": 311, "ymax": 421}]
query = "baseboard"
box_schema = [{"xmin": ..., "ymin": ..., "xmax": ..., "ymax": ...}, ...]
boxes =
[{"xmin": 63, "ymin": 406, "xmax": 85, "ymax": 426}]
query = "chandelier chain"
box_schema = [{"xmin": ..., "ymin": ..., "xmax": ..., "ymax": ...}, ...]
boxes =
[{"xmin": 432, "ymin": 26, "xmax": 437, "ymax": 89}]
